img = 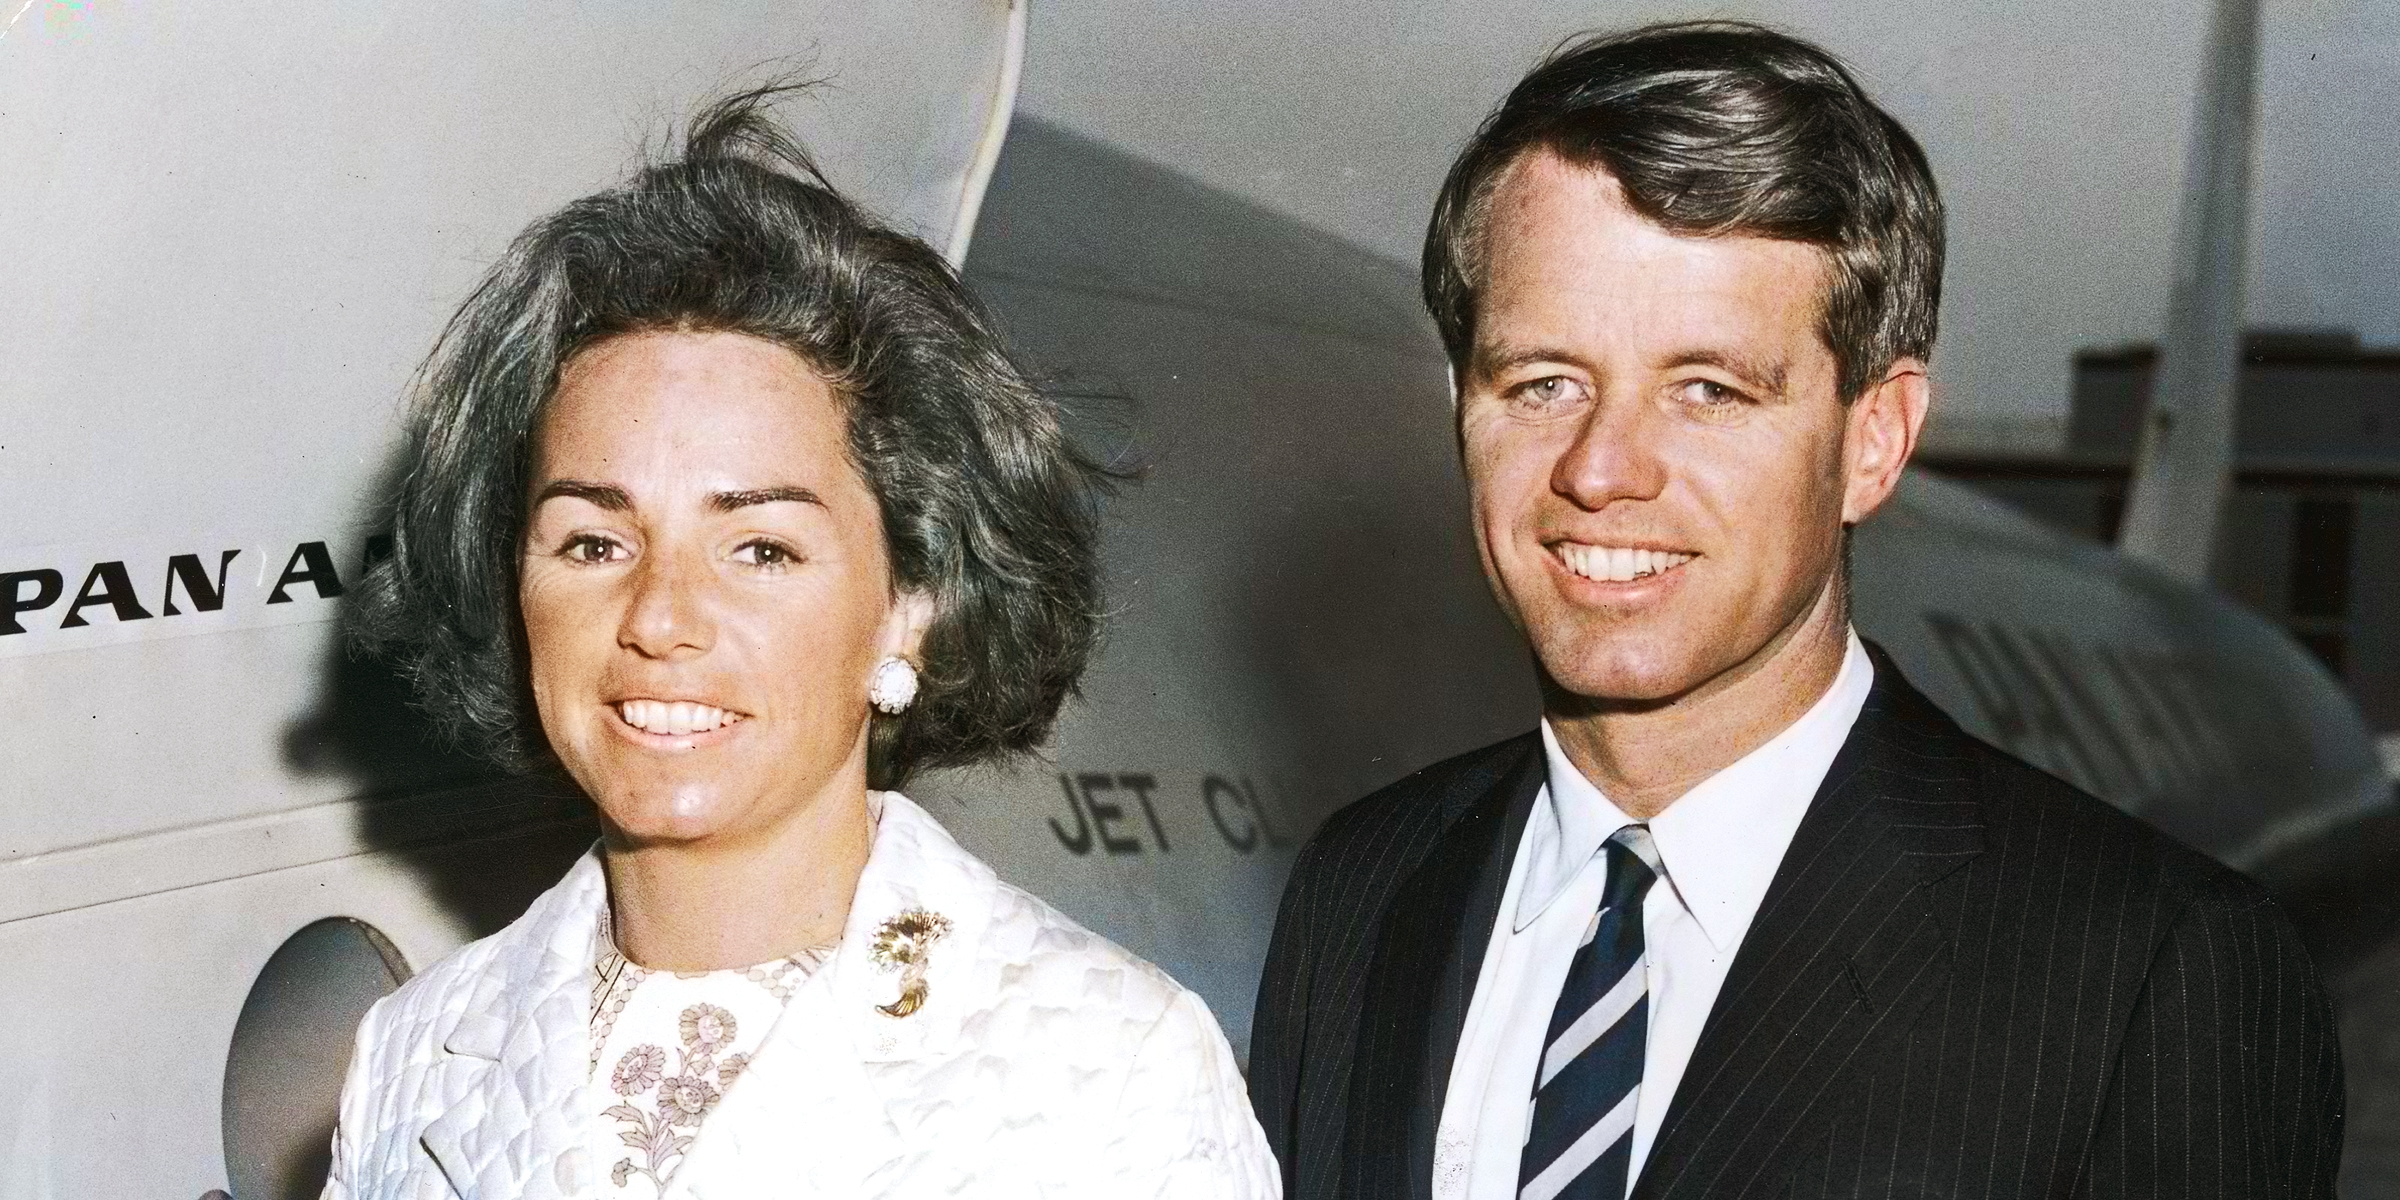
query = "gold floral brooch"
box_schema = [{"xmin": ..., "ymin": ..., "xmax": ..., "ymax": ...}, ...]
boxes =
[{"xmin": 869, "ymin": 908, "xmax": 952, "ymax": 1018}]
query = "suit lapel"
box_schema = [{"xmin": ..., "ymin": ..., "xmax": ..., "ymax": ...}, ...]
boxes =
[
  {"xmin": 1343, "ymin": 738, "xmax": 1545, "ymax": 1200},
  {"xmin": 1634, "ymin": 655, "xmax": 1984, "ymax": 1200}
]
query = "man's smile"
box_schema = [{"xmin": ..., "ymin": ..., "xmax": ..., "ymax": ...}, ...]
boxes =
[{"xmin": 1548, "ymin": 541, "xmax": 1696, "ymax": 584}]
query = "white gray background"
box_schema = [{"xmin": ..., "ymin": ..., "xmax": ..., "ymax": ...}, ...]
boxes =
[{"xmin": 1013, "ymin": 0, "xmax": 2399, "ymax": 450}]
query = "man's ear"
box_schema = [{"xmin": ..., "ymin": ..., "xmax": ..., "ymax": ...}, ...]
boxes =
[{"xmin": 1841, "ymin": 357, "xmax": 1930, "ymax": 525}]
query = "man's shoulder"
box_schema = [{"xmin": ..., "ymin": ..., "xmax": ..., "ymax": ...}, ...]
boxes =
[
  {"xmin": 1939, "ymin": 713, "xmax": 2274, "ymax": 921},
  {"xmin": 1297, "ymin": 732, "xmax": 1541, "ymax": 875}
]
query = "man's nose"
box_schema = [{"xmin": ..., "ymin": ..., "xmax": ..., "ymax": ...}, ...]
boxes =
[
  {"xmin": 618, "ymin": 548, "xmax": 715, "ymax": 659},
  {"xmin": 1551, "ymin": 396, "xmax": 1669, "ymax": 510}
]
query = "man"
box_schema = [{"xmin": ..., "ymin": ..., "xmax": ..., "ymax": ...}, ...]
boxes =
[{"xmin": 1248, "ymin": 21, "xmax": 2344, "ymax": 1200}]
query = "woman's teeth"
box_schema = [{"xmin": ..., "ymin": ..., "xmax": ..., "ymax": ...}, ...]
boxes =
[
  {"xmin": 615, "ymin": 699, "xmax": 743, "ymax": 736},
  {"xmin": 1557, "ymin": 544, "xmax": 1695, "ymax": 583}
]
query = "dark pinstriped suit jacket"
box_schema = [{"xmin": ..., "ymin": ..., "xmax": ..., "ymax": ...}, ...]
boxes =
[{"xmin": 1248, "ymin": 649, "xmax": 2345, "ymax": 1199}]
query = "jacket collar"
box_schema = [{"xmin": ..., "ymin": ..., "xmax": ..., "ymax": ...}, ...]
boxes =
[
  {"xmin": 418, "ymin": 791, "xmax": 1004, "ymax": 1199},
  {"xmin": 418, "ymin": 850, "xmax": 609, "ymax": 1198},
  {"xmin": 1337, "ymin": 645, "xmax": 1986, "ymax": 1200},
  {"xmin": 1342, "ymin": 738, "xmax": 1547, "ymax": 1200},
  {"xmin": 1633, "ymin": 646, "xmax": 1985, "ymax": 1199}
]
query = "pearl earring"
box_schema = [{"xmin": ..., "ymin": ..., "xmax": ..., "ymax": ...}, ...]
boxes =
[{"xmin": 868, "ymin": 656, "xmax": 919, "ymax": 715}]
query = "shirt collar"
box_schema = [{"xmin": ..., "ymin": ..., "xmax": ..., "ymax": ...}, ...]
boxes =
[{"xmin": 1518, "ymin": 630, "xmax": 1876, "ymax": 946}]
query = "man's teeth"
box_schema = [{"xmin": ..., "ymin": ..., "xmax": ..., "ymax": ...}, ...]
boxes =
[
  {"xmin": 1558, "ymin": 544, "xmax": 1694, "ymax": 583},
  {"xmin": 616, "ymin": 699, "xmax": 744, "ymax": 736}
]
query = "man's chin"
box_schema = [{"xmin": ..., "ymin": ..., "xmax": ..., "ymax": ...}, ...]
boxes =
[{"xmin": 1535, "ymin": 648, "xmax": 1702, "ymax": 711}]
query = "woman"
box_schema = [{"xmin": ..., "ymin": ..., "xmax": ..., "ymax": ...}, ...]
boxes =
[{"xmin": 326, "ymin": 87, "xmax": 1277, "ymax": 1198}]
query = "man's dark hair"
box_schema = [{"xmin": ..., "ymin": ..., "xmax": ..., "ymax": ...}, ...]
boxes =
[
  {"xmin": 352, "ymin": 83, "xmax": 1109, "ymax": 789},
  {"xmin": 1424, "ymin": 20, "xmax": 1945, "ymax": 402}
]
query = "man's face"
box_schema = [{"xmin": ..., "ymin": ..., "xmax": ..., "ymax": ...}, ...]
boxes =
[{"xmin": 1459, "ymin": 151, "xmax": 1913, "ymax": 708}]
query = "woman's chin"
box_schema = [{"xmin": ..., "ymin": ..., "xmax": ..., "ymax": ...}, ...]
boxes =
[{"xmin": 592, "ymin": 787, "xmax": 745, "ymax": 848}]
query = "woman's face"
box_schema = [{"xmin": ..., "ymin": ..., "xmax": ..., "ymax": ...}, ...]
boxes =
[{"xmin": 520, "ymin": 330, "xmax": 927, "ymax": 847}]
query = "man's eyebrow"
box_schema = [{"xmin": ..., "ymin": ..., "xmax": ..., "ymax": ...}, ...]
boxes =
[
  {"xmin": 710, "ymin": 486, "xmax": 823, "ymax": 512},
  {"xmin": 1469, "ymin": 342, "xmax": 1590, "ymax": 381},
  {"xmin": 534, "ymin": 480, "xmax": 630, "ymax": 511},
  {"xmin": 1664, "ymin": 348, "xmax": 1789, "ymax": 395}
]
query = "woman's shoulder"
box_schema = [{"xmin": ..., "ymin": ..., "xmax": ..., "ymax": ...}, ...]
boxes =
[
  {"xmin": 977, "ymin": 877, "xmax": 1192, "ymax": 1017},
  {"xmin": 354, "ymin": 852, "xmax": 604, "ymax": 1059},
  {"xmin": 870, "ymin": 793, "xmax": 1206, "ymax": 1047}
]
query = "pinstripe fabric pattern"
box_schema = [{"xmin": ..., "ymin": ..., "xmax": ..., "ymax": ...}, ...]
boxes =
[{"xmin": 1248, "ymin": 646, "xmax": 2345, "ymax": 1200}]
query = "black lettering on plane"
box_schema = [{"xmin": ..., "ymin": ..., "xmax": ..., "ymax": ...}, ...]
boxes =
[
  {"xmin": 1924, "ymin": 613, "xmax": 2033, "ymax": 754},
  {"xmin": 1203, "ymin": 775, "xmax": 1258, "ymax": 853},
  {"xmin": 60, "ymin": 561, "xmax": 155, "ymax": 628},
  {"xmin": 2020, "ymin": 628, "xmax": 2153, "ymax": 797},
  {"xmin": 2123, "ymin": 650, "xmax": 2238, "ymax": 780},
  {"xmin": 2091, "ymin": 645, "xmax": 2204, "ymax": 792},
  {"xmin": 1049, "ymin": 774, "xmax": 1094, "ymax": 856},
  {"xmin": 1241, "ymin": 777, "xmax": 1297, "ymax": 850},
  {"xmin": 1983, "ymin": 625, "xmax": 2116, "ymax": 794},
  {"xmin": 1077, "ymin": 772, "xmax": 1143, "ymax": 855},
  {"xmin": 160, "ymin": 550, "xmax": 241, "ymax": 616},
  {"xmin": 1120, "ymin": 772, "xmax": 1169, "ymax": 852},
  {"xmin": 0, "ymin": 569, "xmax": 64, "ymax": 635},
  {"xmin": 267, "ymin": 541, "xmax": 346, "ymax": 604}
]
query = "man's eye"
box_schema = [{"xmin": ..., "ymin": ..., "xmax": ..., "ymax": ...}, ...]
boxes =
[
  {"xmin": 1510, "ymin": 376, "xmax": 1585, "ymax": 411},
  {"xmin": 1680, "ymin": 380, "xmax": 1741, "ymax": 407}
]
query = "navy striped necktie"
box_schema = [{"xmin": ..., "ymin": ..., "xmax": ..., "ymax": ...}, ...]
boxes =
[{"xmin": 1519, "ymin": 824, "xmax": 1661, "ymax": 1200}]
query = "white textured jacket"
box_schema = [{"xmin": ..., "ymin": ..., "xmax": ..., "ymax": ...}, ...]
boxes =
[{"xmin": 323, "ymin": 792, "xmax": 1280, "ymax": 1199}]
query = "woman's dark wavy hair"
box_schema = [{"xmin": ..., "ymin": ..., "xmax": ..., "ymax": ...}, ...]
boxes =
[
  {"xmin": 1424, "ymin": 20, "xmax": 1945, "ymax": 403},
  {"xmin": 351, "ymin": 84, "xmax": 1109, "ymax": 790}
]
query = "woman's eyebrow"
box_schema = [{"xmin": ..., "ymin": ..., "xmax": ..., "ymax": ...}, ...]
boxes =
[
  {"xmin": 534, "ymin": 480, "xmax": 630, "ymax": 510},
  {"xmin": 711, "ymin": 485, "xmax": 824, "ymax": 512}
]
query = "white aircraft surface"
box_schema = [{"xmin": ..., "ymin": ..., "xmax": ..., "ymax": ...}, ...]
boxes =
[{"xmin": 1, "ymin": 3, "xmax": 2389, "ymax": 1198}]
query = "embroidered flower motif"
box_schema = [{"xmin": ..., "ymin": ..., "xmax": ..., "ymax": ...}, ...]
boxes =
[
  {"xmin": 610, "ymin": 1044, "xmax": 666, "ymax": 1097},
  {"xmin": 717, "ymin": 1051, "xmax": 750, "ymax": 1087},
  {"xmin": 679, "ymin": 1003, "xmax": 737, "ymax": 1053},
  {"xmin": 611, "ymin": 1159, "xmax": 635, "ymax": 1188},
  {"xmin": 660, "ymin": 1070, "xmax": 722, "ymax": 1126}
]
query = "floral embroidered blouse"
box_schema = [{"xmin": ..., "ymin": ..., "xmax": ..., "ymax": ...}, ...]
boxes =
[{"xmin": 588, "ymin": 909, "xmax": 836, "ymax": 1196}]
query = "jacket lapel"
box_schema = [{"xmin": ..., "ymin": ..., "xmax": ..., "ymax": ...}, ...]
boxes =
[
  {"xmin": 1634, "ymin": 653, "xmax": 1985, "ymax": 1200},
  {"xmin": 1342, "ymin": 738, "xmax": 1545, "ymax": 1200},
  {"xmin": 419, "ymin": 852, "xmax": 611, "ymax": 1199},
  {"xmin": 667, "ymin": 792, "xmax": 996, "ymax": 1199}
]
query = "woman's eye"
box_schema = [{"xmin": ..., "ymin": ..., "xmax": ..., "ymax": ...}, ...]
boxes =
[
  {"xmin": 562, "ymin": 534, "xmax": 625, "ymax": 564},
  {"xmin": 733, "ymin": 539, "xmax": 800, "ymax": 568}
]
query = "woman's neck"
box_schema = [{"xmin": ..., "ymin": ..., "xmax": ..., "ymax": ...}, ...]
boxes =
[{"xmin": 600, "ymin": 786, "xmax": 875, "ymax": 972}]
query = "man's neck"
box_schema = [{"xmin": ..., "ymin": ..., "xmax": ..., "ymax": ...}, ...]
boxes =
[{"xmin": 1546, "ymin": 609, "xmax": 1851, "ymax": 820}]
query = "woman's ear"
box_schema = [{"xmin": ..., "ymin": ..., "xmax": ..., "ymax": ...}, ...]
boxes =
[{"xmin": 881, "ymin": 589, "xmax": 937, "ymax": 662}]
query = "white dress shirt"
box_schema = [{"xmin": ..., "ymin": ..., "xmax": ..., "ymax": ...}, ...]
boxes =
[{"xmin": 1432, "ymin": 631, "xmax": 1874, "ymax": 1200}]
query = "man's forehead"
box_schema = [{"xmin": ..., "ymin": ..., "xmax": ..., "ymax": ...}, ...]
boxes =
[
  {"xmin": 1479, "ymin": 150, "xmax": 1824, "ymax": 283},
  {"xmin": 1470, "ymin": 150, "xmax": 1830, "ymax": 374}
]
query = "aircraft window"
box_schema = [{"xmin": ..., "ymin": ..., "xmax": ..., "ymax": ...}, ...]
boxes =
[
  {"xmin": 221, "ymin": 918, "xmax": 411, "ymax": 1200},
  {"xmin": 2289, "ymin": 496, "xmax": 2355, "ymax": 674}
]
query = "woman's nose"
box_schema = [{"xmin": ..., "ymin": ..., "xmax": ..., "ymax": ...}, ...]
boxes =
[{"xmin": 618, "ymin": 548, "xmax": 715, "ymax": 659}]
